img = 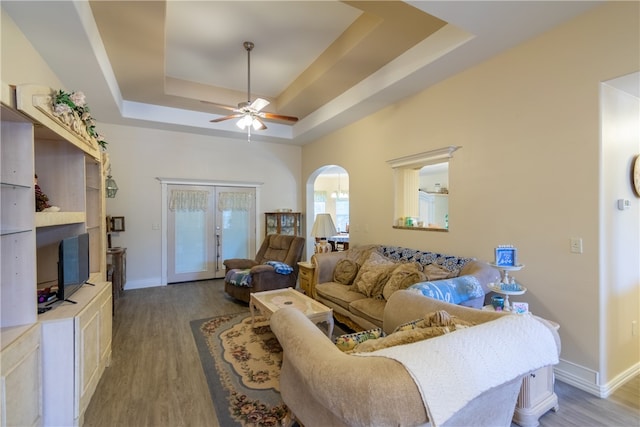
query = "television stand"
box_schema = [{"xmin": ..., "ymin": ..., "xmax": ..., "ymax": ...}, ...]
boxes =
[{"xmin": 38, "ymin": 279, "xmax": 112, "ymax": 426}]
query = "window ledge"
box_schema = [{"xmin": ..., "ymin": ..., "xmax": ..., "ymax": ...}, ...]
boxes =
[{"xmin": 393, "ymin": 225, "xmax": 448, "ymax": 232}]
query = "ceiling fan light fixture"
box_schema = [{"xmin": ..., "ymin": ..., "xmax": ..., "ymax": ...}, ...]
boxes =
[
  {"xmin": 252, "ymin": 118, "xmax": 265, "ymax": 131},
  {"xmin": 236, "ymin": 115, "xmax": 253, "ymax": 130}
]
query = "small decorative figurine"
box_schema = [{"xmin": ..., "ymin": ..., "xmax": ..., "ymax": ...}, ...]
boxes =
[
  {"xmin": 34, "ymin": 175, "xmax": 60, "ymax": 212},
  {"xmin": 35, "ymin": 174, "xmax": 51, "ymax": 212}
]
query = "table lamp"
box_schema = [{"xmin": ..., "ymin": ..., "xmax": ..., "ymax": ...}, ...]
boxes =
[{"xmin": 311, "ymin": 213, "xmax": 337, "ymax": 253}]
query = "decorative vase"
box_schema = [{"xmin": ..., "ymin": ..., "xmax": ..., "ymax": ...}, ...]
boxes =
[{"xmin": 315, "ymin": 240, "xmax": 332, "ymax": 253}]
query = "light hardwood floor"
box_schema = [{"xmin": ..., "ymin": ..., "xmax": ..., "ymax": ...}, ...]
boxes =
[{"xmin": 84, "ymin": 279, "xmax": 639, "ymax": 427}]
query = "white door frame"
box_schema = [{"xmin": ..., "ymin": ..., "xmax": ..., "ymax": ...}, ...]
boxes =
[{"xmin": 157, "ymin": 177, "xmax": 262, "ymax": 286}]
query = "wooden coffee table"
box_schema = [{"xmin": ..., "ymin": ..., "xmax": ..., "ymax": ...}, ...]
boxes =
[{"xmin": 250, "ymin": 287, "xmax": 334, "ymax": 337}]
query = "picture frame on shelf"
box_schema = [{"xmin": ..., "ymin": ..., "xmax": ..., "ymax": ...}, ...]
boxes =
[
  {"xmin": 111, "ymin": 216, "xmax": 125, "ymax": 232},
  {"xmin": 495, "ymin": 247, "xmax": 517, "ymax": 267}
]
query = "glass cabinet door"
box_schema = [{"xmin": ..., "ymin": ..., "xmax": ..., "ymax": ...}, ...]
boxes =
[{"xmin": 265, "ymin": 212, "xmax": 301, "ymax": 236}]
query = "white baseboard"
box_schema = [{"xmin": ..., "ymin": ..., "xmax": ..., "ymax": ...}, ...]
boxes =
[
  {"xmin": 123, "ymin": 279, "xmax": 166, "ymax": 290},
  {"xmin": 555, "ymin": 359, "xmax": 640, "ymax": 397}
]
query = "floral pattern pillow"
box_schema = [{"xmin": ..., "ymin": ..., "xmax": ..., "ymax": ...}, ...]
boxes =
[{"xmin": 335, "ymin": 328, "xmax": 384, "ymax": 352}]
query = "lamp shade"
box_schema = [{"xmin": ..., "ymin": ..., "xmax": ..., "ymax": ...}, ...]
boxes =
[{"xmin": 311, "ymin": 213, "xmax": 337, "ymax": 239}]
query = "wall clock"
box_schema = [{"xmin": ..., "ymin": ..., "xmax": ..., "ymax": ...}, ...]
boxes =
[{"xmin": 634, "ymin": 155, "xmax": 640, "ymax": 198}]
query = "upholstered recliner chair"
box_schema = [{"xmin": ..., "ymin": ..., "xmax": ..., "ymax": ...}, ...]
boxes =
[{"xmin": 223, "ymin": 234, "xmax": 306, "ymax": 303}]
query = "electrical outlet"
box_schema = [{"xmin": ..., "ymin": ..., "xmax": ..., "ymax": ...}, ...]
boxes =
[{"xmin": 570, "ymin": 237, "xmax": 583, "ymax": 254}]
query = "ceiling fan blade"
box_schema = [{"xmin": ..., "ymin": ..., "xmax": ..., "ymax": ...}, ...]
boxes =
[
  {"xmin": 250, "ymin": 98, "xmax": 270, "ymax": 112},
  {"xmin": 253, "ymin": 117, "xmax": 267, "ymax": 130},
  {"xmin": 210, "ymin": 113, "xmax": 244, "ymax": 123},
  {"xmin": 262, "ymin": 112, "xmax": 299, "ymax": 123},
  {"xmin": 201, "ymin": 100, "xmax": 238, "ymax": 112}
]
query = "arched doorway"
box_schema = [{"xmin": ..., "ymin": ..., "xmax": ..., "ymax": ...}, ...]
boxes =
[{"xmin": 304, "ymin": 166, "xmax": 349, "ymax": 259}]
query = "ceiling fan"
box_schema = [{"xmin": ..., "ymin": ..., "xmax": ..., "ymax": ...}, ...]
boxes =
[{"xmin": 203, "ymin": 41, "xmax": 298, "ymax": 139}]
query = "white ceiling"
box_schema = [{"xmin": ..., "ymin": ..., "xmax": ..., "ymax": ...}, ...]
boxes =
[{"xmin": 5, "ymin": 1, "xmax": 622, "ymax": 146}]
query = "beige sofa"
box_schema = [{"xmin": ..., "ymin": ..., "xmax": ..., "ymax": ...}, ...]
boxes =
[
  {"xmin": 271, "ymin": 290, "xmax": 561, "ymax": 427},
  {"xmin": 310, "ymin": 244, "xmax": 500, "ymax": 331}
]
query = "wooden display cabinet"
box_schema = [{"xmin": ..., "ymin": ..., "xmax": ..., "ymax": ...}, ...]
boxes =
[{"xmin": 265, "ymin": 212, "xmax": 301, "ymax": 236}]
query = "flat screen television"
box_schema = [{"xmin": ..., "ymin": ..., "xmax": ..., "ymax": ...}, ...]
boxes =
[{"xmin": 57, "ymin": 232, "xmax": 90, "ymax": 301}]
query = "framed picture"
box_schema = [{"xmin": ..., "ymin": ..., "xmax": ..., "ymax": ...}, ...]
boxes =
[
  {"xmin": 495, "ymin": 247, "xmax": 517, "ymax": 267},
  {"xmin": 111, "ymin": 216, "xmax": 125, "ymax": 232}
]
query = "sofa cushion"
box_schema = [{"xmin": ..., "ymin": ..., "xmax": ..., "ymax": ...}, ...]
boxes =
[
  {"xmin": 352, "ymin": 310, "xmax": 476, "ymax": 353},
  {"xmin": 353, "ymin": 252, "xmax": 397, "ymax": 297},
  {"xmin": 407, "ymin": 275, "xmax": 484, "ymax": 304},
  {"xmin": 382, "ymin": 263, "xmax": 426, "ymax": 300},
  {"xmin": 348, "ymin": 297, "xmax": 386, "ymax": 326},
  {"xmin": 335, "ymin": 328, "xmax": 384, "ymax": 352},
  {"xmin": 423, "ymin": 263, "xmax": 456, "ymax": 281},
  {"xmin": 316, "ymin": 282, "xmax": 367, "ymax": 311},
  {"xmin": 333, "ymin": 259, "xmax": 359, "ymax": 285}
]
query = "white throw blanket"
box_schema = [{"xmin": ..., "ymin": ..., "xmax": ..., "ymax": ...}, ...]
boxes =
[{"xmin": 357, "ymin": 314, "xmax": 559, "ymax": 427}]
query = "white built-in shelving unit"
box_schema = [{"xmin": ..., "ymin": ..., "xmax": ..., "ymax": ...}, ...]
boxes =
[{"xmin": 1, "ymin": 84, "xmax": 111, "ymax": 426}]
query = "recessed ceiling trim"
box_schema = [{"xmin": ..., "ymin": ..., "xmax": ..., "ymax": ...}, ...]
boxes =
[{"xmin": 293, "ymin": 24, "xmax": 475, "ymax": 139}]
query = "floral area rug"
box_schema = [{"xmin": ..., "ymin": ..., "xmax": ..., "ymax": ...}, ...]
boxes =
[{"xmin": 190, "ymin": 312, "xmax": 291, "ymax": 427}]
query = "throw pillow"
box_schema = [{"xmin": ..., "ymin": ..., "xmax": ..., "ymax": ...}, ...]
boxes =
[
  {"xmin": 382, "ymin": 262, "xmax": 426, "ymax": 300},
  {"xmin": 353, "ymin": 326, "xmax": 451, "ymax": 353},
  {"xmin": 333, "ymin": 259, "xmax": 359, "ymax": 285},
  {"xmin": 392, "ymin": 310, "xmax": 475, "ymax": 333},
  {"xmin": 335, "ymin": 328, "xmax": 384, "ymax": 352},
  {"xmin": 362, "ymin": 263, "xmax": 398, "ymax": 298},
  {"xmin": 353, "ymin": 310, "xmax": 475, "ymax": 353},
  {"xmin": 392, "ymin": 318, "xmax": 423, "ymax": 333},
  {"xmin": 408, "ymin": 275, "xmax": 484, "ymax": 304},
  {"xmin": 264, "ymin": 261, "xmax": 293, "ymax": 275},
  {"xmin": 352, "ymin": 251, "xmax": 396, "ymax": 296},
  {"xmin": 423, "ymin": 263, "xmax": 456, "ymax": 281}
]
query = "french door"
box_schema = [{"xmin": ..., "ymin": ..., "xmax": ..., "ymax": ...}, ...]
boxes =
[{"xmin": 166, "ymin": 184, "xmax": 256, "ymax": 283}]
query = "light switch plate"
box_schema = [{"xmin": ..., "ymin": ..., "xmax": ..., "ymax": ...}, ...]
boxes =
[{"xmin": 570, "ymin": 237, "xmax": 583, "ymax": 254}]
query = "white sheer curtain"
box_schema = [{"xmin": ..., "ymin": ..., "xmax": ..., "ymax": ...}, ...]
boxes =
[
  {"xmin": 169, "ymin": 189, "xmax": 208, "ymax": 211},
  {"xmin": 218, "ymin": 192, "xmax": 253, "ymax": 211}
]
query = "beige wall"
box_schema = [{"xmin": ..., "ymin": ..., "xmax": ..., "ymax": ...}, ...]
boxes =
[
  {"xmin": 1, "ymin": 10, "xmax": 63, "ymax": 93},
  {"xmin": 302, "ymin": 2, "xmax": 639, "ymax": 394}
]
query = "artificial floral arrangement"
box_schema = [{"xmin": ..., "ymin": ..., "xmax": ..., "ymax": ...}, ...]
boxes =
[{"xmin": 51, "ymin": 90, "xmax": 107, "ymax": 149}]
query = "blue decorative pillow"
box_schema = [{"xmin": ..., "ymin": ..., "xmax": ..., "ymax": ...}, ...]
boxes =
[
  {"xmin": 265, "ymin": 261, "xmax": 294, "ymax": 275},
  {"xmin": 407, "ymin": 275, "xmax": 484, "ymax": 304}
]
